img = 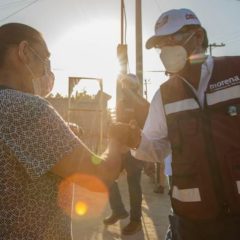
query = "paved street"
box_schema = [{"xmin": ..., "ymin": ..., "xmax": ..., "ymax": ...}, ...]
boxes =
[{"xmin": 72, "ymin": 173, "xmax": 171, "ymax": 240}]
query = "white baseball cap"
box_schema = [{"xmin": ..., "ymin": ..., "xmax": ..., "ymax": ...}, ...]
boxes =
[{"xmin": 146, "ymin": 8, "xmax": 201, "ymax": 49}]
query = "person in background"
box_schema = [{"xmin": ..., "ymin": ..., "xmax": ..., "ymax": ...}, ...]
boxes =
[
  {"xmin": 0, "ymin": 23, "xmax": 122, "ymax": 240},
  {"xmin": 112, "ymin": 8, "xmax": 240, "ymax": 240},
  {"xmin": 143, "ymin": 161, "xmax": 156, "ymax": 183},
  {"xmin": 103, "ymin": 73, "xmax": 149, "ymax": 235}
]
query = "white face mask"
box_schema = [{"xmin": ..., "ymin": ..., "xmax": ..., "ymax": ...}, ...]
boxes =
[
  {"xmin": 25, "ymin": 47, "xmax": 55, "ymax": 97},
  {"xmin": 160, "ymin": 32, "xmax": 195, "ymax": 74},
  {"xmin": 26, "ymin": 63, "xmax": 55, "ymax": 97},
  {"xmin": 160, "ymin": 46, "xmax": 188, "ymax": 74}
]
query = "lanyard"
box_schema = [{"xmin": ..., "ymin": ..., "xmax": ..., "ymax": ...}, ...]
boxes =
[{"xmin": 176, "ymin": 56, "xmax": 213, "ymax": 109}]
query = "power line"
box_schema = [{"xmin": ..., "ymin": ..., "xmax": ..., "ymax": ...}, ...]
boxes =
[
  {"xmin": 221, "ymin": 32, "xmax": 240, "ymax": 44},
  {"xmin": 0, "ymin": 0, "xmax": 40, "ymax": 23},
  {"xmin": 153, "ymin": 0, "xmax": 161, "ymax": 11},
  {"xmin": 0, "ymin": 0, "xmax": 31, "ymax": 9},
  {"xmin": 224, "ymin": 36, "xmax": 240, "ymax": 44},
  {"xmin": 212, "ymin": 30, "xmax": 240, "ymax": 45}
]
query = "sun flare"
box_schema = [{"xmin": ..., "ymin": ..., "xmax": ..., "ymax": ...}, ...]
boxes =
[{"xmin": 51, "ymin": 19, "xmax": 121, "ymax": 107}]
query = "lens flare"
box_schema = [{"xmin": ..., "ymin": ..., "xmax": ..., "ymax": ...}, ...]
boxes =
[
  {"xmin": 58, "ymin": 173, "xmax": 109, "ymax": 220},
  {"xmin": 189, "ymin": 53, "xmax": 206, "ymax": 65},
  {"xmin": 75, "ymin": 201, "xmax": 88, "ymax": 216},
  {"xmin": 91, "ymin": 155, "xmax": 102, "ymax": 165}
]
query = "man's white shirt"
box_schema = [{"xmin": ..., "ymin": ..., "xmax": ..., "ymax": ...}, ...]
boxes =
[{"xmin": 131, "ymin": 55, "xmax": 214, "ymax": 168}]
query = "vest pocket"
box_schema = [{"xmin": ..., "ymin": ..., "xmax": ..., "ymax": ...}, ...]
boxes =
[
  {"xmin": 171, "ymin": 161, "xmax": 202, "ymax": 219},
  {"xmin": 172, "ymin": 162, "xmax": 197, "ymax": 189},
  {"xmin": 228, "ymin": 151, "xmax": 240, "ymax": 195},
  {"xmin": 171, "ymin": 162, "xmax": 200, "ymax": 202},
  {"xmin": 171, "ymin": 161, "xmax": 220, "ymax": 220},
  {"xmin": 222, "ymin": 150, "xmax": 240, "ymax": 215}
]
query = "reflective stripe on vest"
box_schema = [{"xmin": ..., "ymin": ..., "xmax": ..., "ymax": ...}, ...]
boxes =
[
  {"xmin": 206, "ymin": 85, "xmax": 240, "ymax": 105},
  {"xmin": 172, "ymin": 185, "xmax": 201, "ymax": 202},
  {"xmin": 164, "ymin": 98, "xmax": 199, "ymax": 115},
  {"xmin": 237, "ymin": 181, "xmax": 240, "ymax": 194}
]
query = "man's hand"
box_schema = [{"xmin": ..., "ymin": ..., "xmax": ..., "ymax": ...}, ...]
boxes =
[
  {"xmin": 108, "ymin": 121, "xmax": 141, "ymax": 149},
  {"xmin": 99, "ymin": 139, "xmax": 124, "ymax": 182}
]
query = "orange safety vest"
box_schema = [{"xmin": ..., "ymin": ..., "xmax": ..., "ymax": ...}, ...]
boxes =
[{"xmin": 161, "ymin": 56, "xmax": 240, "ymax": 220}]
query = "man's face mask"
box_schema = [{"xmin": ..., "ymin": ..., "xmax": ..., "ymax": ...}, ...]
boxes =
[
  {"xmin": 25, "ymin": 46, "xmax": 55, "ymax": 97},
  {"xmin": 158, "ymin": 32, "xmax": 195, "ymax": 74}
]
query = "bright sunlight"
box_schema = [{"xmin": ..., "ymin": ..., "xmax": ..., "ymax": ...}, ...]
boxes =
[{"xmin": 50, "ymin": 19, "xmax": 122, "ymax": 107}]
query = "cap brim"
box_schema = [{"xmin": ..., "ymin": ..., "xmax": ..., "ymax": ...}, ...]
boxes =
[
  {"xmin": 146, "ymin": 22, "xmax": 201, "ymax": 49},
  {"xmin": 145, "ymin": 36, "xmax": 156, "ymax": 49},
  {"xmin": 146, "ymin": 36, "xmax": 165, "ymax": 49}
]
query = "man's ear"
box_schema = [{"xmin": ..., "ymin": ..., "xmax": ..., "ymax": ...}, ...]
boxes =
[
  {"xmin": 195, "ymin": 28, "xmax": 205, "ymax": 48},
  {"xmin": 18, "ymin": 41, "xmax": 30, "ymax": 64}
]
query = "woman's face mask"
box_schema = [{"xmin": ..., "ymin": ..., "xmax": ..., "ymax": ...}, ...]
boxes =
[
  {"xmin": 25, "ymin": 47, "xmax": 55, "ymax": 97},
  {"xmin": 159, "ymin": 32, "xmax": 195, "ymax": 74}
]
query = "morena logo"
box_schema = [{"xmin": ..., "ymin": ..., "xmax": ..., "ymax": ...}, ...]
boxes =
[
  {"xmin": 155, "ymin": 15, "xmax": 169, "ymax": 31},
  {"xmin": 185, "ymin": 14, "xmax": 197, "ymax": 20}
]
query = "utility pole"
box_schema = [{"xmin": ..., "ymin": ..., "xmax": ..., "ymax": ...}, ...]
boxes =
[
  {"xmin": 120, "ymin": 0, "xmax": 124, "ymax": 46},
  {"xmin": 208, "ymin": 42, "xmax": 225, "ymax": 56},
  {"xmin": 136, "ymin": 0, "xmax": 143, "ymax": 96},
  {"xmin": 144, "ymin": 79, "xmax": 150, "ymax": 100},
  {"xmin": 117, "ymin": 0, "xmax": 127, "ymax": 74},
  {"xmin": 116, "ymin": 0, "xmax": 128, "ymax": 105}
]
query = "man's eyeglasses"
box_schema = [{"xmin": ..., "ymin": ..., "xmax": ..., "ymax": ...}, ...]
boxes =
[
  {"xmin": 29, "ymin": 46, "xmax": 51, "ymax": 71},
  {"xmin": 154, "ymin": 31, "xmax": 195, "ymax": 49}
]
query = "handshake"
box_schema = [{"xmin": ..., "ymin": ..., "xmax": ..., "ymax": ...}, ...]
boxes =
[{"xmin": 108, "ymin": 120, "xmax": 141, "ymax": 149}]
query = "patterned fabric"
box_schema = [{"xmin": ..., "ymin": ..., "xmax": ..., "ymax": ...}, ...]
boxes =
[{"xmin": 0, "ymin": 89, "xmax": 81, "ymax": 239}]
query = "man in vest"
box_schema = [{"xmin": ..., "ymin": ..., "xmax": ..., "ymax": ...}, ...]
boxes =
[
  {"xmin": 103, "ymin": 73, "xmax": 149, "ymax": 235},
  {"xmin": 130, "ymin": 8, "xmax": 240, "ymax": 240}
]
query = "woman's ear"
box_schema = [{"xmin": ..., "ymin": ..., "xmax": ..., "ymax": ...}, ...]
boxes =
[{"xmin": 18, "ymin": 41, "xmax": 30, "ymax": 64}]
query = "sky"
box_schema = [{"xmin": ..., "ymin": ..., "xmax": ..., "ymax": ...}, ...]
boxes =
[{"xmin": 1, "ymin": 0, "xmax": 240, "ymax": 107}]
